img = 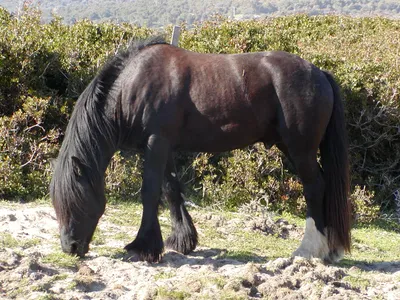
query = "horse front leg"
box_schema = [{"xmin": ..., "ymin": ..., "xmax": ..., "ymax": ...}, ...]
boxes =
[
  {"xmin": 124, "ymin": 134, "xmax": 169, "ymax": 262},
  {"xmin": 163, "ymin": 154, "xmax": 198, "ymax": 254}
]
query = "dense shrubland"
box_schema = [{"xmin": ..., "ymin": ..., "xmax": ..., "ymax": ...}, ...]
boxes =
[{"xmin": 0, "ymin": 6, "xmax": 399, "ymax": 222}]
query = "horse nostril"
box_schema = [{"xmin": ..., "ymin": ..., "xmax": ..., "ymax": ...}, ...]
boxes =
[{"xmin": 70, "ymin": 242, "xmax": 78, "ymax": 254}]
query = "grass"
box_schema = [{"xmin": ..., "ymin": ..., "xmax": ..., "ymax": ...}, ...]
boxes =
[
  {"xmin": 104, "ymin": 202, "xmax": 143, "ymax": 227},
  {"xmin": 51, "ymin": 274, "xmax": 69, "ymax": 281},
  {"xmin": 93, "ymin": 245, "xmax": 126, "ymax": 258},
  {"xmin": 153, "ymin": 270, "xmax": 177, "ymax": 280},
  {"xmin": 154, "ymin": 273, "xmax": 229, "ymax": 300},
  {"xmin": 102, "ymin": 202, "xmax": 400, "ymax": 267},
  {"xmin": 200, "ymin": 274, "xmax": 227, "ymax": 289},
  {"xmin": 0, "ymin": 232, "xmax": 19, "ymax": 248},
  {"xmin": 41, "ymin": 252, "xmax": 79, "ymax": 269},
  {"xmin": 1, "ymin": 199, "xmax": 399, "ymax": 268},
  {"xmin": 191, "ymin": 209, "xmax": 297, "ymax": 262},
  {"xmin": 155, "ymin": 287, "xmax": 190, "ymax": 300},
  {"xmin": 153, "ymin": 271, "xmax": 250, "ymax": 300},
  {"xmin": 340, "ymin": 223, "xmax": 400, "ymax": 265},
  {"xmin": 35, "ymin": 295, "xmax": 61, "ymax": 300},
  {"xmin": 91, "ymin": 227, "xmax": 107, "ymax": 246},
  {"xmin": 218, "ymin": 250, "xmax": 263, "ymax": 262},
  {"xmin": 112, "ymin": 231, "xmax": 132, "ymax": 242},
  {"xmin": 343, "ymin": 273, "xmax": 372, "ymax": 291},
  {"xmin": 0, "ymin": 232, "xmax": 41, "ymax": 249},
  {"xmin": 7, "ymin": 277, "xmax": 31, "ymax": 298},
  {"xmin": 27, "ymin": 272, "xmax": 69, "ymax": 295},
  {"xmin": 72, "ymin": 274, "xmax": 98, "ymax": 292}
]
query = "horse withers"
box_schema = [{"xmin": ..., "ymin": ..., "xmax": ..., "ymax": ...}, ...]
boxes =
[{"xmin": 50, "ymin": 37, "xmax": 351, "ymax": 263}]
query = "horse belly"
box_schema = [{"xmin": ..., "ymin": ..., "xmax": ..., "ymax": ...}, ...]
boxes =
[{"xmin": 177, "ymin": 114, "xmax": 266, "ymax": 152}]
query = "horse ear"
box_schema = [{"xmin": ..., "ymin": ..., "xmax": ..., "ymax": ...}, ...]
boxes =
[{"xmin": 71, "ymin": 156, "xmax": 84, "ymax": 177}]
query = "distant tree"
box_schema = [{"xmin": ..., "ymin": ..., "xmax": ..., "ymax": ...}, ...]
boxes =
[
  {"xmin": 90, "ymin": 12, "xmax": 100, "ymax": 20},
  {"xmin": 104, "ymin": 9, "xmax": 112, "ymax": 18},
  {"xmin": 2, "ymin": 0, "xmax": 399, "ymax": 26}
]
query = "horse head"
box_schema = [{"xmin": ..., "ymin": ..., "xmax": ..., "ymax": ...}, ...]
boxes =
[{"xmin": 51, "ymin": 155, "xmax": 106, "ymax": 257}]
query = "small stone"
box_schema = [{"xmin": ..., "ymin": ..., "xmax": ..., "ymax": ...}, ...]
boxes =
[
  {"xmin": 349, "ymin": 266, "xmax": 360, "ymax": 272},
  {"xmin": 187, "ymin": 280, "xmax": 202, "ymax": 293},
  {"xmin": 249, "ymin": 286, "xmax": 259, "ymax": 297},
  {"xmin": 78, "ymin": 265, "xmax": 95, "ymax": 276},
  {"xmin": 29, "ymin": 271, "xmax": 44, "ymax": 281},
  {"xmin": 8, "ymin": 214, "xmax": 17, "ymax": 221},
  {"xmin": 224, "ymin": 280, "xmax": 241, "ymax": 292},
  {"xmin": 241, "ymin": 279, "xmax": 252, "ymax": 288}
]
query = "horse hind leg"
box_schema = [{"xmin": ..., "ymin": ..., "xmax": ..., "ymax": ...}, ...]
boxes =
[
  {"xmin": 289, "ymin": 154, "xmax": 341, "ymax": 262},
  {"xmin": 267, "ymin": 141, "xmax": 330, "ymax": 260},
  {"xmin": 162, "ymin": 154, "xmax": 198, "ymax": 254}
]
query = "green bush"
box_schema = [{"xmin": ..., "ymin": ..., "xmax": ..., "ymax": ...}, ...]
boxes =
[
  {"xmin": 180, "ymin": 15, "xmax": 399, "ymax": 218},
  {"xmin": 0, "ymin": 7, "xmax": 398, "ymax": 222},
  {"xmin": 351, "ymin": 185, "xmax": 380, "ymax": 223},
  {"xmin": 105, "ymin": 151, "xmax": 143, "ymax": 202},
  {"xmin": 0, "ymin": 6, "xmax": 154, "ymax": 199},
  {"xmin": 0, "ymin": 96, "xmax": 59, "ymax": 198},
  {"xmin": 190, "ymin": 145, "xmax": 306, "ymax": 214}
]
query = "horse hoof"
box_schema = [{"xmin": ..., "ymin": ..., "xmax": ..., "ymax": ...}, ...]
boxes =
[
  {"xmin": 124, "ymin": 240, "xmax": 163, "ymax": 263},
  {"xmin": 165, "ymin": 234, "xmax": 196, "ymax": 255},
  {"xmin": 292, "ymin": 246, "xmax": 344, "ymax": 263},
  {"xmin": 165, "ymin": 220, "xmax": 198, "ymax": 255},
  {"xmin": 327, "ymin": 247, "xmax": 344, "ymax": 263},
  {"xmin": 292, "ymin": 248, "xmax": 313, "ymax": 260}
]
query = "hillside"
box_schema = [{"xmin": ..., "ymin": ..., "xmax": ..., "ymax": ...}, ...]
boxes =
[{"xmin": 1, "ymin": 0, "xmax": 399, "ymax": 26}]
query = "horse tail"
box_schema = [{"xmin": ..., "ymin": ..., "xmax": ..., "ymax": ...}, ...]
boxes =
[{"xmin": 320, "ymin": 71, "xmax": 351, "ymax": 253}]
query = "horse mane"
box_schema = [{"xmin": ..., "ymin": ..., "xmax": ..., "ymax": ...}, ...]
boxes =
[{"xmin": 51, "ymin": 36, "xmax": 168, "ymax": 225}]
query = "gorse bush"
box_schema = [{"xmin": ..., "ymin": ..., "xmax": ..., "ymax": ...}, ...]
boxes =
[{"xmin": 0, "ymin": 6, "xmax": 399, "ymax": 221}]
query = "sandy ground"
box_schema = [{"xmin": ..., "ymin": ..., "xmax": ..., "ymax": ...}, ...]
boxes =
[{"xmin": 0, "ymin": 204, "xmax": 399, "ymax": 299}]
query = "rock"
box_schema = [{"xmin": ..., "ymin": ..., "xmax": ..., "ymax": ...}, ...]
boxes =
[
  {"xmin": 8, "ymin": 214, "xmax": 17, "ymax": 222},
  {"xmin": 223, "ymin": 280, "xmax": 241, "ymax": 292},
  {"xmin": 29, "ymin": 271, "xmax": 44, "ymax": 281},
  {"xmin": 78, "ymin": 264, "xmax": 95, "ymax": 276}
]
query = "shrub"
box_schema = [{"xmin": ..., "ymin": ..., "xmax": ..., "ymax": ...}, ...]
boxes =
[
  {"xmin": 0, "ymin": 7, "xmax": 398, "ymax": 219},
  {"xmin": 181, "ymin": 16, "xmax": 399, "ymax": 215},
  {"xmin": 0, "ymin": 5, "xmax": 154, "ymax": 200},
  {"xmin": 105, "ymin": 151, "xmax": 143, "ymax": 202},
  {"xmin": 190, "ymin": 145, "xmax": 306, "ymax": 214},
  {"xmin": 351, "ymin": 185, "xmax": 380, "ymax": 223},
  {"xmin": 0, "ymin": 96, "xmax": 60, "ymax": 198}
]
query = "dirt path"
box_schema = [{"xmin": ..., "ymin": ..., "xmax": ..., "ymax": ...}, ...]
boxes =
[{"xmin": 0, "ymin": 204, "xmax": 399, "ymax": 299}]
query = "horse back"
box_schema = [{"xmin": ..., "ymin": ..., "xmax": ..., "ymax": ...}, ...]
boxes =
[{"xmin": 119, "ymin": 44, "xmax": 333, "ymax": 153}]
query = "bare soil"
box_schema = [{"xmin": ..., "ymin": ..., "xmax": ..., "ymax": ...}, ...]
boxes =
[{"xmin": 0, "ymin": 204, "xmax": 399, "ymax": 299}]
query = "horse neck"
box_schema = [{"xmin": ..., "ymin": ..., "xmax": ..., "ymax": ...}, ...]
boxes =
[
  {"xmin": 84, "ymin": 128, "xmax": 117, "ymax": 179},
  {"xmin": 88, "ymin": 140, "xmax": 115, "ymax": 178},
  {"xmin": 64, "ymin": 109, "xmax": 118, "ymax": 181}
]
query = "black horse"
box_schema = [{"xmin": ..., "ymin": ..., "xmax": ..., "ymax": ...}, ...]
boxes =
[{"xmin": 50, "ymin": 37, "xmax": 351, "ymax": 263}]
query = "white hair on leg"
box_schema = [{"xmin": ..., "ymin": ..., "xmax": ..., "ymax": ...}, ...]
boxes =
[{"xmin": 293, "ymin": 217, "xmax": 330, "ymax": 260}]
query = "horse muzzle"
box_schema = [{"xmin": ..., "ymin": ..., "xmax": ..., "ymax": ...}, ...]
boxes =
[
  {"xmin": 61, "ymin": 239, "xmax": 89, "ymax": 257},
  {"xmin": 60, "ymin": 227, "xmax": 89, "ymax": 257}
]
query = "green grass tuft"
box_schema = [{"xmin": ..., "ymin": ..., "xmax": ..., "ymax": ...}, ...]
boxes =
[{"xmin": 41, "ymin": 252, "xmax": 79, "ymax": 269}]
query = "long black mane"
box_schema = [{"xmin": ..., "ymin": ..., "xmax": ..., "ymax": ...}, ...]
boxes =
[{"xmin": 51, "ymin": 36, "xmax": 167, "ymax": 225}]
